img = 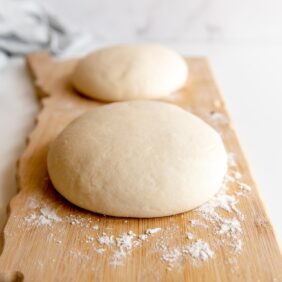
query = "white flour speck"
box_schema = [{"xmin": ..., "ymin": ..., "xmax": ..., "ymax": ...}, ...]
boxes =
[
  {"xmin": 162, "ymin": 248, "xmax": 182, "ymax": 267},
  {"xmin": 86, "ymin": 236, "xmax": 94, "ymax": 243},
  {"xmin": 110, "ymin": 249, "xmax": 126, "ymax": 266},
  {"xmin": 116, "ymin": 232, "xmax": 136, "ymax": 250},
  {"xmin": 108, "ymin": 231, "xmax": 142, "ymax": 266},
  {"xmin": 209, "ymin": 111, "xmax": 229, "ymax": 126},
  {"xmin": 186, "ymin": 232, "xmax": 194, "ymax": 240},
  {"xmin": 40, "ymin": 207, "xmax": 61, "ymax": 222},
  {"xmin": 24, "ymin": 212, "xmax": 37, "ymax": 223},
  {"xmin": 238, "ymin": 182, "xmax": 251, "ymax": 192},
  {"xmin": 234, "ymin": 239, "xmax": 243, "ymax": 253},
  {"xmin": 95, "ymin": 248, "xmax": 105, "ymax": 254},
  {"xmin": 183, "ymin": 240, "xmax": 214, "ymax": 261},
  {"xmin": 217, "ymin": 218, "xmax": 242, "ymax": 236},
  {"xmin": 27, "ymin": 197, "xmax": 40, "ymax": 209},
  {"xmin": 70, "ymin": 218, "xmax": 80, "ymax": 225},
  {"xmin": 146, "ymin": 228, "xmax": 161, "ymax": 235},
  {"xmin": 97, "ymin": 234, "xmax": 114, "ymax": 246},
  {"xmin": 24, "ymin": 206, "xmax": 61, "ymax": 226},
  {"xmin": 70, "ymin": 250, "xmax": 90, "ymax": 261},
  {"xmin": 190, "ymin": 219, "xmax": 208, "ymax": 228},
  {"xmin": 228, "ymin": 153, "xmax": 237, "ymax": 167},
  {"xmin": 139, "ymin": 234, "xmax": 148, "ymax": 241}
]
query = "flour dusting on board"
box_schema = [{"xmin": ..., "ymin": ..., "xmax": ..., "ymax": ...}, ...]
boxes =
[
  {"xmin": 24, "ymin": 206, "xmax": 61, "ymax": 226},
  {"xmin": 19, "ymin": 157, "xmax": 251, "ymax": 270},
  {"xmin": 97, "ymin": 234, "xmax": 114, "ymax": 246},
  {"xmin": 18, "ymin": 110, "xmax": 253, "ymax": 271},
  {"xmin": 183, "ymin": 240, "xmax": 214, "ymax": 262}
]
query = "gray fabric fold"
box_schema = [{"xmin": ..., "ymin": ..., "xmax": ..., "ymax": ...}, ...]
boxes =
[{"xmin": 0, "ymin": 0, "xmax": 93, "ymax": 70}]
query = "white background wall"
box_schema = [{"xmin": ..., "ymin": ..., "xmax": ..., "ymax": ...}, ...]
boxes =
[
  {"xmin": 1, "ymin": 0, "xmax": 282, "ymax": 243},
  {"xmin": 39, "ymin": 0, "xmax": 282, "ymax": 43}
]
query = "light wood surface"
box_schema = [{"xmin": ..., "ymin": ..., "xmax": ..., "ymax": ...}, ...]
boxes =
[{"xmin": 0, "ymin": 53, "xmax": 281, "ymax": 282}]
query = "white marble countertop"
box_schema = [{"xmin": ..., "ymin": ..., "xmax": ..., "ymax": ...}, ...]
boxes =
[{"xmin": 0, "ymin": 0, "xmax": 281, "ymax": 245}]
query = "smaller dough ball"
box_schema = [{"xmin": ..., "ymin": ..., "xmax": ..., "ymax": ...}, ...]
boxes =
[
  {"xmin": 47, "ymin": 101, "xmax": 227, "ymax": 218},
  {"xmin": 71, "ymin": 44, "xmax": 188, "ymax": 102}
]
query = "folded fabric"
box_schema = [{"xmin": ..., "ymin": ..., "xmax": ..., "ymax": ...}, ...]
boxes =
[{"xmin": 0, "ymin": 0, "xmax": 93, "ymax": 70}]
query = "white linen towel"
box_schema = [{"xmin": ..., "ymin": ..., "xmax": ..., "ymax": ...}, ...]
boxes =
[{"xmin": 0, "ymin": 0, "xmax": 93, "ymax": 70}]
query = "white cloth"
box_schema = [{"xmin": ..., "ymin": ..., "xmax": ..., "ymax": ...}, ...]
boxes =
[{"xmin": 0, "ymin": 0, "xmax": 93, "ymax": 70}]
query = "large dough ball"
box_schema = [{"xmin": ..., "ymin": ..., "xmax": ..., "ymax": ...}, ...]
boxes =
[
  {"xmin": 71, "ymin": 44, "xmax": 188, "ymax": 102},
  {"xmin": 47, "ymin": 101, "xmax": 227, "ymax": 218}
]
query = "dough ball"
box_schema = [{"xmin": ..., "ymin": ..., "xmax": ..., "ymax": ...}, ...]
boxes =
[
  {"xmin": 47, "ymin": 101, "xmax": 227, "ymax": 218},
  {"xmin": 71, "ymin": 44, "xmax": 188, "ymax": 102}
]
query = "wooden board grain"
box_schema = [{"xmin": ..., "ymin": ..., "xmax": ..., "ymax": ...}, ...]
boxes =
[{"xmin": 0, "ymin": 52, "xmax": 281, "ymax": 282}]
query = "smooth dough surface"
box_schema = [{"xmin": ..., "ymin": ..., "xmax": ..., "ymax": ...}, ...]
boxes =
[
  {"xmin": 47, "ymin": 101, "xmax": 227, "ymax": 218},
  {"xmin": 71, "ymin": 44, "xmax": 188, "ymax": 102}
]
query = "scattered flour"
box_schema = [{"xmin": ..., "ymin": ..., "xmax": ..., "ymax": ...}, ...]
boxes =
[
  {"xmin": 47, "ymin": 233, "xmax": 63, "ymax": 244},
  {"xmin": 146, "ymin": 228, "xmax": 162, "ymax": 235},
  {"xmin": 209, "ymin": 111, "xmax": 229, "ymax": 126},
  {"xmin": 24, "ymin": 212, "xmax": 37, "ymax": 224},
  {"xmin": 65, "ymin": 215, "xmax": 93, "ymax": 228},
  {"xmin": 228, "ymin": 152, "xmax": 237, "ymax": 167},
  {"xmin": 231, "ymin": 171, "xmax": 242, "ymax": 180},
  {"xmin": 27, "ymin": 197, "xmax": 40, "ymax": 209},
  {"xmin": 116, "ymin": 231, "xmax": 138, "ymax": 250},
  {"xmin": 24, "ymin": 207, "xmax": 61, "ymax": 226},
  {"xmin": 190, "ymin": 219, "xmax": 208, "ymax": 228},
  {"xmin": 69, "ymin": 218, "xmax": 80, "ymax": 225},
  {"xmin": 109, "ymin": 231, "xmax": 139, "ymax": 266},
  {"xmin": 217, "ymin": 218, "xmax": 242, "ymax": 236},
  {"xmin": 40, "ymin": 207, "xmax": 61, "ymax": 222},
  {"xmin": 161, "ymin": 248, "xmax": 182, "ymax": 267},
  {"xmin": 70, "ymin": 250, "xmax": 90, "ymax": 261},
  {"xmin": 186, "ymin": 232, "xmax": 194, "ymax": 240},
  {"xmin": 95, "ymin": 248, "xmax": 105, "ymax": 254},
  {"xmin": 238, "ymin": 182, "xmax": 252, "ymax": 192},
  {"xmin": 86, "ymin": 236, "xmax": 94, "ymax": 243},
  {"xmin": 197, "ymin": 193, "xmax": 242, "ymax": 218},
  {"xmin": 159, "ymin": 239, "xmax": 214, "ymax": 268},
  {"xmin": 183, "ymin": 240, "xmax": 214, "ymax": 262},
  {"xmin": 110, "ymin": 249, "xmax": 126, "ymax": 266},
  {"xmin": 97, "ymin": 233, "xmax": 114, "ymax": 246},
  {"xmin": 20, "ymin": 150, "xmax": 252, "ymax": 271},
  {"xmin": 234, "ymin": 239, "xmax": 243, "ymax": 253},
  {"xmin": 139, "ymin": 234, "xmax": 148, "ymax": 241},
  {"xmin": 141, "ymin": 153, "xmax": 248, "ymax": 269}
]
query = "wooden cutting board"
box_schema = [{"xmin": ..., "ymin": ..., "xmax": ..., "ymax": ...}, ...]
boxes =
[{"xmin": 0, "ymin": 52, "xmax": 281, "ymax": 282}]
